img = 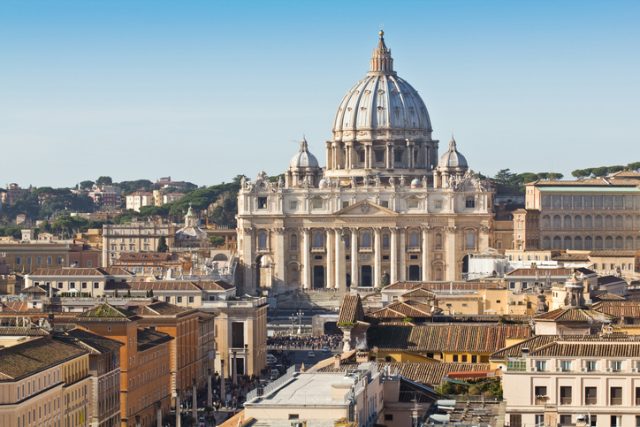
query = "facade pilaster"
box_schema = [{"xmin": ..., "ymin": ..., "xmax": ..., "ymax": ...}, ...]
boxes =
[
  {"xmin": 335, "ymin": 229, "xmax": 345, "ymax": 291},
  {"xmin": 274, "ymin": 228, "xmax": 285, "ymax": 289},
  {"xmin": 398, "ymin": 228, "xmax": 406, "ymax": 281},
  {"xmin": 421, "ymin": 226, "xmax": 429, "ymax": 281},
  {"xmin": 326, "ymin": 229, "xmax": 334, "ymax": 289},
  {"xmin": 302, "ymin": 229, "xmax": 311, "ymax": 289},
  {"xmin": 374, "ymin": 227, "xmax": 382, "ymax": 287},
  {"xmin": 446, "ymin": 225, "xmax": 457, "ymax": 281},
  {"xmin": 390, "ymin": 227, "xmax": 398, "ymax": 283},
  {"xmin": 350, "ymin": 228, "xmax": 359, "ymax": 287}
]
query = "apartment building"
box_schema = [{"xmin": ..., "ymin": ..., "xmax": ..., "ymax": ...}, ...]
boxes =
[
  {"xmin": 125, "ymin": 192, "xmax": 154, "ymax": 213},
  {"xmin": 502, "ymin": 335, "xmax": 640, "ymax": 427},
  {"xmin": 0, "ymin": 333, "xmax": 92, "ymax": 427},
  {"xmin": 0, "ymin": 241, "xmax": 101, "ymax": 274},
  {"xmin": 25, "ymin": 267, "xmax": 133, "ymax": 297},
  {"xmin": 102, "ymin": 223, "xmax": 175, "ymax": 267}
]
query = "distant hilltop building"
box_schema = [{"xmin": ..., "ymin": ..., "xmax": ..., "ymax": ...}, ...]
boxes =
[{"xmin": 237, "ymin": 31, "xmax": 493, "ymax": 295}]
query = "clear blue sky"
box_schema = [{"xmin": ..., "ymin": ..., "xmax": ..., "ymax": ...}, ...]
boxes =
[{"xmin": 1, "ymin": 0, "xmax": 639, "ymax": 187}]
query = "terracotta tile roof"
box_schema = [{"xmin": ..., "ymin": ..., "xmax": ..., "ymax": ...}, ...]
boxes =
[
  {"xmin": 367, "ymin": 324, "xmax": 531, "ymax": 353},
  {"xmin": 116, "ymin": 252, "xmax": 173, "ymax": 262},
  {"xmin": 490, "ymin": 335, "xmax": 558, "ymax": 360},
  {"xmin": 77, "ymin": 303, "xmax": 137, "ymax": 321},
  {"xmin": 0, "ymin": 301, "xmax": 39, "ymax": 313},
  {"xmin": 29, "ymin": 267, "xmax": 132, "ymax": 277},
  {"xmin": 195, "ymin": 280, "xmax": 235, "ymax": 291},
  {"xmin": 593, "ymin": 301, "xmax": 640, "ymax": 318},
  {"xmin": 400, "ymin": 288, "xmax": 437, "ymax": 299},
  {"xmin": 134, "ymin": 301, "xmax": 194, "ymax": 316},
  {"xmin": 129, "ymin": 281, "xmax": 201, "ymax": 291},
  {"xmin": 505, "ymin": 268, "xmax": 573, "ymax": 277},
  {"xmin": 590, "ymin": 250, "xmax": 637, "ymax": 257},
  {"xmin": 338, "ymin": 294, "xmax": 364, "ymax": 324},
  {"xmin": 0, "ymin": 336, "xmax": 87, "ymax": 381},
  {"xmin": 535, "ymin": 307, "xmax": 616, "ymax": 322},
  {"xmin": 530, "ymin": 336, "xmax": 640, "ymax": 357},
  {"xmin": 591, "ymin": 292, "xmax": 626, "ymax": 302},
  {"xmin": 59, "ymin": 328, "xmax": 123, "ymax": 354},
  {"xmin": 597, "ymin": 275, "xmax": 627, "ymax": 286},
  {"xmin": 137, "ymin": 328, "xmax": 173, "ymax": 351},
  {"xmin": 368, "ymin": 301, "xmax": 432, "ymax": 320},
  {"xmin": 0, "ymin": 326, "xmax": 50, "ymax": 336}
]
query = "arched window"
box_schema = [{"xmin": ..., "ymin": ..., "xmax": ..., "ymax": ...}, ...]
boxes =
[
  {"xmin": 408, "ymin": 231, "xmax": 420, "ymax": 249},
  {"xmin": 585, "ymin": 236, "xmax": 593, "ymax": 249},
  {"xmin": 595, "ymin": 236, "xmax": 603, "ymax": 249},
  {"xmin": 626, "ymin": 236, "xmax": 634, "ymax": 249},
  {"xmin": 360, "ymin": 230, "xmax": 372, "ymax": 248},
  {"xmin": 574, "ymin": 215, "xmax": 582, "ymax": 229},
  {"xmin": 564, "ymin": 215, "xmax": 572, "ymax": 229},
  {"xmin": 574, "ymin": 236, "xmax": 583, "ymax": 250},
  {"xmin": 615, "ymin": 236, "xmax": 623, "ymax": 249},
  {"xmin": 289, "ymin": 234, "xmax": 298, "ymax": 251},
  {"xmin": 605, "ymin": 215, "xmax": 613, "ymax": 228},
  {"xmin": 435, "ymin": 233, "xmax": 443, "ymax": 250},
  {"xmin": 604, "ymin": 236, "xmax": 613, "ymax": 249},
  {"xmin": 563, "ymin": 236, "xmax": 572, "ymax": 249},
  {"xmin": 542, "ymin": 236, "xmax": 551, "ymax": 249},
  {"xmin": 553, "ymin": 215, "xmax": 561, "ymax": 229},
  {"xmin": 257, "ymin": 231, "xmax": 268, "ymax": 251},
  {"xmin": 312, "ymin": 231, "xmax": 325, "ymax": 248},
  {"xmin": 584, "ymin": 215, "xmax": 593, "ymax": 229},
  {"xmin": 595, "ymin": 215, "xmax": 603, "ymax": 228},
  {"xmin": 615, "ymin": 215, "xmax": 623, "ymax": 229},
  {"xmin": 552, "ymin": 236, "xmax": 561, "ymax": 249},
  {"xmin": 542, "ymin": 215, "xmax": 551, "ymax": 229}
]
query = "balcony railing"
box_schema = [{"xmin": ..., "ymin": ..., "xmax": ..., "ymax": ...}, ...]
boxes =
[
  {"xmin": 585, "ymin": 397, "xmax": 597, "ymax": 405},
  {"xmin": 560, "ymin": 397, "xmax": 572, "ymax": 405}
]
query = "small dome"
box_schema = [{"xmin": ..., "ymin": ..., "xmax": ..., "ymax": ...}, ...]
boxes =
[
  {"xmin": 438, "ymin": 137, "xmax": 468, "ymax": 170},
  {"xmin": 289, "ymin": 137, "xmax": 319, "ymax": 169},
  {"xmin": 410, "ymin": 178, "xmax": 420, "ymax": 188},
  {"xmin": 318, "ymin": 178, "xmax": 329, "ymax": 189}
]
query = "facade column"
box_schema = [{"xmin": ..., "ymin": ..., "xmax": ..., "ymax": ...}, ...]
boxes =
[
  {"xmin": 385, "ymin": 143, "xmax": 391, "ymax": 169},
  {"xmin": 390, "ymin": 228, "xmax": 398, "ymax": 283},
  {"xmin": 335, "ymin": 229, "xmax": 345, "ymax": 291},
  {"xmin": 326, "ymin": 143, "xmax": 332, "ymax": 170},
  {"xmin": 345, "ymin": 143, "xmax": 352, "ymax": 170},
  {"xmin": 350, "ymin": 228, "xmax": 359, "ymax": 287},
  {"xmin": 241, "ymin": 227, "xmax": 255, "ymax": 295},
  {"xmin": 407, "ymin": 142, "xmax": 414, "ymax": 169},
  {"xmin": 421, "ymin": 227, "xmax": 430, "ymax": 281},
  {"xmin": 367, "ymin": 143, "xmax": 373, "ymax": 169},
  {"xmin": 446, "ymin": 225, "xmax": 457, "ymax": 281},
  {"xmin": 326, "ymin": 229, "xmax": 334, "ymax": 289},
  {"xmin": 399, "ymin": 228, "xmax": 406, "ymax": 281},
  {"xmin": 390, "ymin": 144, "xmax": 396, "ymax": 169},
  {"xmin": 374, "ymin": 228, "xmax": 382, "ymax": 287},
  {"xmin": 302, "ymin": 229, "xmax": 311, "ymax": 289},
  {"xmin": 274, "ymin": 228, "xmax": 285, "ymax": 290},
  {"xmin": 332, "ymin": 143, "xmax": 339, "ymax": 170}
]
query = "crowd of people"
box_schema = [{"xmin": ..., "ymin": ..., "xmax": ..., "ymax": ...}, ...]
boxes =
[{"xmin": 267, "ymin": 333, "xmax": 343, "ymax": 350}]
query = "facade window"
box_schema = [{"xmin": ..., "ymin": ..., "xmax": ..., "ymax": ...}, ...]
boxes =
[
  {"xmin": 560, "ymin": 386, "xmax": 572, "ymax": 405},
  {"xmin": 312, "ymin": 231, "xmax": 325, "ymax": 249},
  {"xmin": 177, "ymin": 296, "xmax": 182, "ymax": 303},
  {"xmin": 311, "ymin": 197, "xmax": 324, "ymax": 209},
  {"xmin": 559, "ymin": 415, "xmax": 572, "ymax": 426},
  {"xmin": 585, "ymin": 386, "xmax": 597, "ymax": 405},
  {"xmin": 534, "ymin": 360, "xmax": 547, "ymax": 372},
  {"xmin": 408, "ymin": 231, "xmax": 420, "ymax": 249},
  {"xmin": 534, "ymin": 386, "xmax": 547, "ymax": 405},
  {"xmin": 534, "ymin": 414, "xmax": 544, "ymax": 427},
  {"xmin": 257, "ymin": 197, "xmax": 267, "ymax": 209},
  {"xmin": 465, "ymin": 230, "xmax": 476, "ymax": 250},
  {"xmin": 231, "ymin": 322, "xmax": 245, "ymax": 348},
  {"xmin": 435, "ymin": 233, "xmax": 443, "ymax": 250},
  {"xmin": 586, "ymin": 360, "xmax": 597, "ymax": 372},
  {"xmin": 465, "ymin": 197, "xmax": 475, "ymax": 208},
  {"xmin": 257, "ymin": 231, "xmax": 268, "ymax": 251},
  {"xmin": 93, "ymin": 282, "xmax": 99, "ymax": 289},
  {"xmin": 360, "ymin": 230, "xmax": 372, "ymax": 249},
  {"xmin": 407, "ymin": 197, "xmax": 419, "ymax": 209},
  {"xmin": 382, "ymin": 233, "xmax": 390, "ymax": 249},
  {"xmin": 611, "ymin": 360, "xmax": 622, "ymax": 372},
  {"xmin": 81, "ymin": 282, "xmax": 87, "ymax": 289},
  {"xmin": 610, "ymin": 387, "xmax": 623, "ymax": 405},
  {"xmin": 509, "ymin": 414, "xmax": 522, "ymax": 427},
  {"xmin": 289, "ymin": 200, "xmax": 298, "ymax": 210},
  {"xmin": 69, "ymin": 282, "xmax": 76, "ymax": 289},
  {"xmin": 289, "ymin": 234, "xmax": 298, "ymax": 251},
  {"xmin": 635, "ymin": 387, "xmax": 640, "ymax": 405},
  {"xmin": 560, "ymin": 360, "xmax": 572, "ymax": 372},
  {"xmin": 434, "ymin": 200, "xmax": 442, "ymax": 209},
  {"xmin": 611, "ymin": 415, "xmax": 622, "ymax": 427},
  {"xmin": 188, "ymin": 296, "xmax": 194, "ymax": 303}
]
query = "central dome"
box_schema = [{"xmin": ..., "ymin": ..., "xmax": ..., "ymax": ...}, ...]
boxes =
[{"xmin": 332, "ymin": 31, "xmax": 433, "ymax": 143}]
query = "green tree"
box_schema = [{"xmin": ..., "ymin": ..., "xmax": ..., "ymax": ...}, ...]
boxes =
[
  {"xmin": 79, "ymin": 180, "xmax": 95, "ymax": 190},
  {"xmin": 157, "ymin": 236, "xmax": 169, "ymax": 252},
  {"xmin": 627, "ymin": 162, "xmax": 640, "ymax": 171},
  {"xmin": 546, "ymin": 172, "xmax": 564, "ymax": 180},
  {"xmin": 96, "ymin": 176, "xmax": 113, "ymax": 186}
]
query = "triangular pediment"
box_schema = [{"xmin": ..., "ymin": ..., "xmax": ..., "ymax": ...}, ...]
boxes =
[{"xmin": 334, "ymin": 200, "xmax": 398, "ymax": 216}]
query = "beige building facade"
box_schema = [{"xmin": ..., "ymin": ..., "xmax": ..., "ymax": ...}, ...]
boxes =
[
  {"xmin": 237, "ymin": 32, "xmax": 493, "ymax": 295},
  {"xmin": 102, "ymin": 223, "xmax": 175, "ymax": 267}
]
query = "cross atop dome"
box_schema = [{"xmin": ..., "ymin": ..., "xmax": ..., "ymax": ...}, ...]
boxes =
[{"xmin": 370, "ymin": 29, "xmax": 394, "ymax": 74}]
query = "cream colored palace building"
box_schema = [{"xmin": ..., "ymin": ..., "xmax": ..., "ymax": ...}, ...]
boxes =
[{"xmin": 237, "ymin": 32, "xmax": 493, "ymax": 295}]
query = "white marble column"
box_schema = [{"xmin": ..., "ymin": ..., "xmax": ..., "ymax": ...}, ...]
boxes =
[
  {"xmin": 374, "ymin": 228, "xmax": 382, "ymax": 288},
  {"xmin": 390, "ymin": 144, "xmax": 396, "ymax": 169},
  {"xmin": 326, "ymin": 143, "xmax": 332, "ymax": 170},
  {"xmin": 302, "ymin": 229, "xmax": 311, "ymax": 289},
  {"xmin": 421, "ymin": 227, "xmax": 429, "ymax": 281},
  {"xmin": 446, "ymin": 226, "xmax": 457, "ymax": 281},
  {"xmin": 398, "ymin": 228, "xmax": 406, "ymax": 281},
  {"xmin": 335, "ymin": 229, "xmax": 345, "ymax": 291},
  {"xmin": 350, "ymin": 228, "xmax": 359, "ymax": 287},
  {"xmin": 274, "ymin": 228, "xmax": 285, "ymax": 289},
  {"xmin": 390, "ymin": 228, "xmax": 398, "ymax": 283},
  {"xmin": 345, "ymin": 143, "xmax": 352, "ymax": 170},
  {"xmin": 326, "ymin": 229, "xmax": 334, "ymax": 289}
]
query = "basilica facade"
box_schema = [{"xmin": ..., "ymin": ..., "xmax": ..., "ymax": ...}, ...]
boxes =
[{"xmin": 237, "ymin": 32, "xmax": 494, "ymax": 295}]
